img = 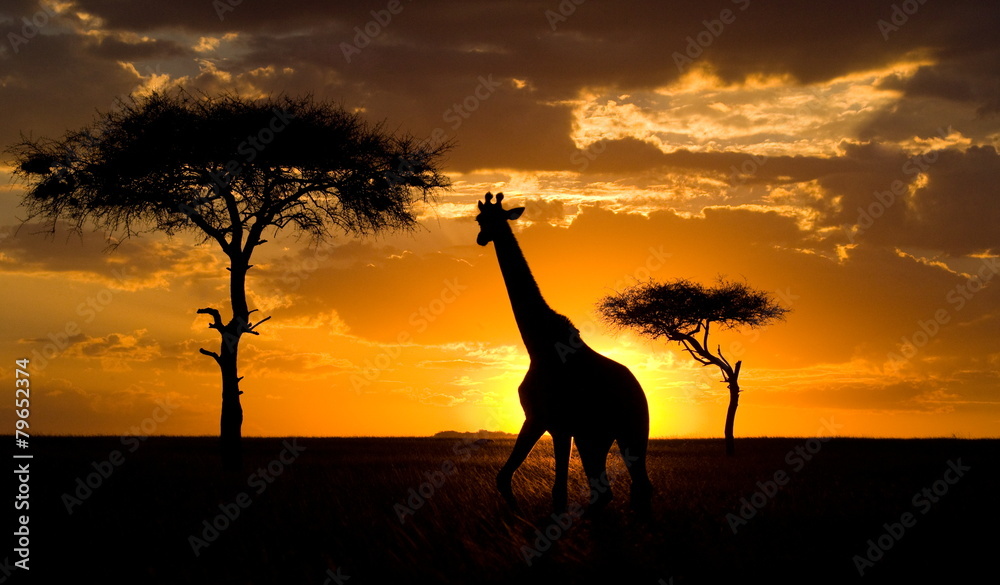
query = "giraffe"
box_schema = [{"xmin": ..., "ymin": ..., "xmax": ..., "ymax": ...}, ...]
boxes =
[{"xmin": 475, "ymin": 192, "xmax": 654, "ymax": 513}]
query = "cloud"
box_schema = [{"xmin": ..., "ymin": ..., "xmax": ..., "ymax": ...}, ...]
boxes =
[
  {"xmin": 238, "ymin": 345, "xmax": 355, "ymax": 382},
  {"xmin": 60, "ymin": 329, "xmax": 161, "ymax": 371},
  {"xmin": 815, "ymin": 144, "xmax": 1000, "ymax": 255},
  {"xmin": 3, "ymin": 0, "xmax": 998, "ymax": 437},
  {"xmin": 0, "ymin": 223, "xmax": 226, "ymax": 289},
  {"xmin": 8, "ymin": 0, "xmax": 989, "ymax": 171},
  {"xmin": 86, "ymin": 34, "xmax": 190, "ymax": 61},
  {"xmin": 0, "ymin": 376, "xmax": 191, "ymax": 435}
]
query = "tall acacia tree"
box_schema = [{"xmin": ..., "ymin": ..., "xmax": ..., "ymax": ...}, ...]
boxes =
[
  {"xmin": 597, "ymin": 279, "xmax": 789, "ymax": 456},
  {"xmin": 9, "ymin": 89, "xmax": 450, "ymax": 470}
]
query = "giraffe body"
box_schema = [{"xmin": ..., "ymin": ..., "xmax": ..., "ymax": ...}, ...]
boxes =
[{"xmin": 476, "ymin": 192, "xmax": 654, "ymax": 512}]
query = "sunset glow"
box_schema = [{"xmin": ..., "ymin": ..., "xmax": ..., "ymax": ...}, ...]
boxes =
[{"xmin": 1, "ymin": 0, "xmax": 997, "ymax": 440}]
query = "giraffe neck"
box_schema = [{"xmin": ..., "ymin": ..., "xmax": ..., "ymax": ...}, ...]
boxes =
[{"xmin": 492, "ymin": 225, "xmax": 571, "ymax": 358}]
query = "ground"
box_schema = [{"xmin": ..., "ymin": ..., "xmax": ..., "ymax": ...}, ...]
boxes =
[{"xmin": 13, "ymin": 436, "xmax": 998, "ymax": 584}]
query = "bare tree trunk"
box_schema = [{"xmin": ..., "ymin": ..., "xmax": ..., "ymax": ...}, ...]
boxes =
[
  {"xmin": 200, "ymin": 255, "xmax": 253, "ymax": 472},
  {"xmin": 221, "ymin": 259, "xmax": 250, "ymax": 471},
  {"xmin": 218, "ymin": 320, "xmax": 244, "ymax": 472},
  {"xmin": 725, "ymin": 381, "xmax": 739, "ymax": 456},
  {"xmin": 724, "ymin": 361, "xmax": 742, "ymax": 457}
]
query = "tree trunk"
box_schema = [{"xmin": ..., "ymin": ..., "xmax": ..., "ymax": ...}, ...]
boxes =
[
  {"xmin": 724, "ymin": 361, "xmax": 742, "ymax": 457},
  {"xmin": 221, "ymin": 258, "xmax": 250, "ymax": 471},
  {"xmin": 200, "ymin": 255, "xmax": 252, "ymax": 472},
  {"xmin": 219, "ymin": 336, "xmax": 243, "ymax": 472},
  {"xmin": 725, "ymin": 381, "xmax": 739, "ymax": 456}
]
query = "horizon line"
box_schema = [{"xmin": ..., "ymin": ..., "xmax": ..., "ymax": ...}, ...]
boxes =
[{"xmin": 11, "ymin": 433, "xmax": 999, "ymax": 440}]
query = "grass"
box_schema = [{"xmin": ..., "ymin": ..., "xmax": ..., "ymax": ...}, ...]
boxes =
[{"xmin": 18, "ymin": 436, "xmax": 999, "ymax": 584}]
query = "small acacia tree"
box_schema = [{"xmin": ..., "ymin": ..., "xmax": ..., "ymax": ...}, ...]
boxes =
[
  {"xmin": 9, "ymin": 89, "xmax": 450, "ymax": 470},
  {"xmin": 597, "ymin": 278, "xmax": 790, "ymax": 456}
]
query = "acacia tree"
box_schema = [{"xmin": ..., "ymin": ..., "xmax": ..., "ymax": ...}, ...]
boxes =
[
  {"xmin": 9, "ymin": 89, "xmax": 450, "ymax": 470},
  {"xmin": 597, "ymin": 278, "xmax": 789, "ymax": 456}
]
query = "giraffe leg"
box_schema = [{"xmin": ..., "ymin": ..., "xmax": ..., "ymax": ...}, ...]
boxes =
[
  {"xmin": 577, "ymin": 436, "xmax": 614, "ymax": 512},
  {"xmin": 617, "ymin": 431, "xmax": 655, "ymax": 514},
  {"xmin": 551, "ymin": 432, "xmax": 571, "ymax": 513},
  {"xmin": 497, "ymin": 418, "xmax": 546, "ymax": 510}
]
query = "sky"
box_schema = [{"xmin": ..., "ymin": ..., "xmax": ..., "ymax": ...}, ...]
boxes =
[{"xmin": 0, "ymin": 0, "xmax": 998, "ymax": 439}]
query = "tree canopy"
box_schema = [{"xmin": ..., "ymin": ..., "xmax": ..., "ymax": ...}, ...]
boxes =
[
  {"xmin": 598, "ymin": 278, "xmax": 789, "ymax": 345},
  {"xmin": 598, "ymin": 278, "xmax": 790, "ymax": 456},
  {"xmin": 9, "ymin": 89, "xmax": 450, "ymax": 246}
]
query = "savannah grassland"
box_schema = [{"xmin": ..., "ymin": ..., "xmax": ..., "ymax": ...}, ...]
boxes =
[{"xmin": 17, "ymin": 435, "xmax": 999, "ymax": 584}]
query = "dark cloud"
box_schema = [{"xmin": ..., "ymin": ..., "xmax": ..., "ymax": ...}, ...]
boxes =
[
  {"xmin": 906, "ymin": 145, "xmax": 1000, "ymax": 255},
  {"xmin": 0, "ymin": 222, "xmax": 224, "ymax": 288},
  {"xmin": 812, "ymin": 144, "xmax": 1000, "ymax": 255},
  {"xmin": 3, "ymin": 0, "xmax": 997, "ymax": 181},
  {"xmin": 86, "ymin": 35, "xmax": 190, "ymax": 61},
  {"xmin": 0, "ymin": 34, "xmax": 142, "ymax": 148},
  {"xmin": 7, "ymin": 0, "xmax": 986, "ymax": 168},
  {"xmin": 521, "ymin": 198, "xmax": 566, "ymax": 224},
  {"xmin": 863, "ymin": 50, "xmax": 1000, "ymax": 142},
  {"xmin": 579, "ymin": 139, "xmax": 860, "ymax": 180},
  {"xmin": 61, "ymin": 0, "xmax": 999, "ymax": 95}
]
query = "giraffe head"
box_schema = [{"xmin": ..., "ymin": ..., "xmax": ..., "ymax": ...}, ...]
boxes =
[{"xmin": 475, "ymin": 192, "xmax": 525, "ymax": 246}]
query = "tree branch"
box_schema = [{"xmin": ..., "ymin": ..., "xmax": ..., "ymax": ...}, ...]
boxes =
[
  {"xmin": 213, "ymin": 183, "xmax": 243, "ymax": 256},
  {"xmin": 197, "ymin": 307, "xmax": 224, "ymax": 331},
  {"xmin": 717, "ymin": 344, "xmax": 732, "ymax": 369},
  {"xmin": 679, "ymin": 338, "xmax": 713, "ymax": 366},
  {"xmin": 199, "ymin": 347, "xmax": 221, "ymax": 363},
  {"xmin": 181, "ymin": 204, "xmax": 229, "ymax": 250},
  {"xmin": 245, "ymin": 315, "xmax": 272, "ymax": 335},
  {"xmin": 243, "ymin": 189, "xmax": 306, "ymax": 256},
  {"xmin": 677, "ymin": 330, "xmax": 733, "ymax": 381}
]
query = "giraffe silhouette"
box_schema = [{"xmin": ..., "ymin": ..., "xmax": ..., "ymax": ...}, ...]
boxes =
[{"xmin": 475, "ymin": 192, "xmax": 654, "ymax": 513}]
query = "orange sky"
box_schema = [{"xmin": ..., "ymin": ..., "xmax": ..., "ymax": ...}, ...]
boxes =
[{"xmin": 1, "ymin": 0, "xmax": 998, "ymax": 439}]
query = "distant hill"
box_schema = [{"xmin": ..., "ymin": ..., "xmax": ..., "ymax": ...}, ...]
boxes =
[{"xmin": 433, "ymin": 429, "xmax": 516, "ymax": 439}]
